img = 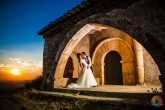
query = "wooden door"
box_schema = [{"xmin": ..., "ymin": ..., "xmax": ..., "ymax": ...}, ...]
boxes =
[{"xmin": 104, "ymin": 51, "xmax": 123, "ymax": 85}]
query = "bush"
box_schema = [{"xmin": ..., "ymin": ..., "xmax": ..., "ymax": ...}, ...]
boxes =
[{"xmin": 25, "ymin": 75, "xmax": 43, "ymax": 90}]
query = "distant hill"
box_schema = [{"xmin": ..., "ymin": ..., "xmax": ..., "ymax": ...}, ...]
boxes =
[{"xmin": 0, "ymin": 80, "xmax": 31, "ymax": 91}]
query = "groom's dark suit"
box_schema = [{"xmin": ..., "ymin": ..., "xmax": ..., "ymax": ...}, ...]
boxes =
[{"xmin": 85, "ymin": 56, "xmax": 92, "ymax": 67}]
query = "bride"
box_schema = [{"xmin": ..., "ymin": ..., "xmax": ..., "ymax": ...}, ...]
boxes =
[{"xmin": 67, "ymin": 53, "xmax": 97, "ymax": 88}]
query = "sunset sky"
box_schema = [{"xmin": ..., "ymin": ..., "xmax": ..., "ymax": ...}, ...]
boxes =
[{"xmin": 0, "ymin": 0, "xmax": 83, "ymax": 81}]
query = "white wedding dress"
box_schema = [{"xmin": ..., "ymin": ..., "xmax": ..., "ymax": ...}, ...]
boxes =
[{"xmin": 67, "ymin": 59, "xmax": 97, "ymax": 88}]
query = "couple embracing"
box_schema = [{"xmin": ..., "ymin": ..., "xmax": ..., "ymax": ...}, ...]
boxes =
[{"xmin": 67, "ymin": 52, "xmax": 97, "ymax": 88}]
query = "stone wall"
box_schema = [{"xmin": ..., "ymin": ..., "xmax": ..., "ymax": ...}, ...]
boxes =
[{"xmin": 143, "ymin": 48, "xmax": 161, "ymax": 85}]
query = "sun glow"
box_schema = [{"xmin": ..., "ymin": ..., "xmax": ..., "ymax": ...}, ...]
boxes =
[{"xmin": 10, "ymin": 68, "xmax": 20, "ymax": 75}]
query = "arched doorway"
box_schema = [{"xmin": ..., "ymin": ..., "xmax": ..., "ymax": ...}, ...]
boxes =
[
  {"xmin": 104, "ymin": 51, "xmax": 123, "ymax": 85},
  {"xmin": 92, "ymin": 38, "xmax": 136, "ymax": 85},
  {"xmin": 63, "ymin": 57, "xmax": 74, "ymax": 78}
]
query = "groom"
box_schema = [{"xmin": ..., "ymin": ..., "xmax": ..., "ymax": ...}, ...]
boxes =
[{"xmin": 81, "ymin": 52, "xmax": 92, "ymax": 69}]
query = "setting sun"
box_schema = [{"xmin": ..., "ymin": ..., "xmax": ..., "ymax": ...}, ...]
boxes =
[{"xmin": 10, "ymin": 68, "xmax": 20, "ymax": 75}]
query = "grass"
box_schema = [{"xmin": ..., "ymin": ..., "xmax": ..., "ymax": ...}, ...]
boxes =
[
  {"xmin": 25, "ymin": 75, "xmax": 43, "ymax": 90},
  {"xmin": 1, "ymin": 89, "xmax": 164, "ymax": 110},
  {"xmin": 0, "ymin": 89, "xmax": 86, "ymax": 110}
]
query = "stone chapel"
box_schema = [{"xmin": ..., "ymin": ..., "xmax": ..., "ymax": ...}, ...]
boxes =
[{"xmin": 38, "ymin": 0, "xmax": 165, "ymax": 92}]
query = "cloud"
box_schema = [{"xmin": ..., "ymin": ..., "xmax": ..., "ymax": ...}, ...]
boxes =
[
  {"xmin": 0, "ymin": 63, "xmax": 12, "ymax": 72},
  {"xmin": 0, "ymin": 63, "xmax": 11, "ymax": 68},
  {"xmin": 9, "ymin": 58, "xmax": 20, "ymax": 61},
  {"xmin": 9, "ymin": 57, "xmax": 41, "ymax": 67},
  {"xmin": 16, "ymin": 59, "xmax": 42, "ymax": 68},
  {"xmin": 0, "ymin": 64, "xmax": 4, "ymax": 67},
  {"xmin": 0, "ymin": 57, "xmax": 42, "ymax": 72},
  {"xmin": 17, "ymin": 60, "xmax": 31, "ymax": 67}
]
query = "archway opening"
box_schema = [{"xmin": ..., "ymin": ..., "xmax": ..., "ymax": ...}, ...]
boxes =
[
  {"xmin": 54, "ymin": 23, "xmax": 161, "ymax": 88},
  {"xmin": 63, "ymin": 57, "xmax": 74, "ymax": 78},
  {"xmin": 104, "ymin": 51, "xmax": 122, "ymax": 85}
]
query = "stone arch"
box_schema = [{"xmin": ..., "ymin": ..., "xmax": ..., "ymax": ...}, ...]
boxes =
[
  {"xmin": 54, "ymin": 23, "xmax": 162, "ymax": 88},
  {"xmin": 53, "ymin": 11, "xmax": 164, "ymax": 85},
  {"xmin": 54, "ymin": 23, "xmax": 107, "ymax": 86},
  {"xmin": 92, "ymin": 38, "xmax": 136, "ymax": 85}
]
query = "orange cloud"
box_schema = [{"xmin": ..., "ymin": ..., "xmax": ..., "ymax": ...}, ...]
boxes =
[{"xmin": 0, "ymin": 57, "xmax": 42, "ymax": 81}]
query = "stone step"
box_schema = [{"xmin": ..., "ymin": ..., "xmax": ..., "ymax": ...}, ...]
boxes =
[{"xmin": 51, "ymin": 88, "xmax": 156, "ymax": 101}]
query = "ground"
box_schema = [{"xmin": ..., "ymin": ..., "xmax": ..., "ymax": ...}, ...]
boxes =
[{"xmin": 0, "ymin": 85, "xmax": 164, "ymax": 110}]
